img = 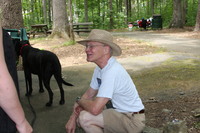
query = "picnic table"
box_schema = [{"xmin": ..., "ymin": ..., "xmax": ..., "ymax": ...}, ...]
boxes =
[
  {"xmin": 30, "ymin": 24, "xmax": 48, "ymax": 38},
  {"xmin": 31, "ymin": 22, "xmax": 93, "ymax": 36},
  {"xmin": 73, "ymin": 22, "xmax": 93, "ymax": 35}
]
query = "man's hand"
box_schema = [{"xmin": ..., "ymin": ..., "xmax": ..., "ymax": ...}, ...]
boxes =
[
  {"xmin": 16, "ymin": 119, "xmax": 33, "ymax": 133},
  {"xmin": 66, "ymin": 104, "xmax": 84, "ymax": 133},
  {"xmin": 65, "ymin": 115, "xmax": 77, "ymax": 133}
]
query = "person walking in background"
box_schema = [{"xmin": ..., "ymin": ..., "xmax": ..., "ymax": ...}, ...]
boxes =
[
  {"xmin": 0, "ymin": 23, "xmax": 33, "ymax": 132},
  {"xmin": 65, "ymin": 29, "xmax": 145, "ymax": 133},
  {"xmin": 142, "ymin": 18, "xmax": 147, "ymax": 30}
]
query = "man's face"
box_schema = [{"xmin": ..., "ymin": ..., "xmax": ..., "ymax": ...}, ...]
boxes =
[{"xmin": 84, "ymin": 41, "xmax": 107, "ymax": 63}]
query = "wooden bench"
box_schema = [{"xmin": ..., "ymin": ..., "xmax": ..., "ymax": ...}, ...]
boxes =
[
  {"xmin": 46, "ymin": 22, "xmax": 93, "ymax": 35},
  {"xmin": 73, "ymin": 22, "xmax": 93, "ymax": 35}
]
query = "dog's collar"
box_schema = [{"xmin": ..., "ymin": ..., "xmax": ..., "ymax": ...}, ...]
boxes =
[{"xmin": 20, "ymin": 44, "xmax": 29, "ymax": 55}]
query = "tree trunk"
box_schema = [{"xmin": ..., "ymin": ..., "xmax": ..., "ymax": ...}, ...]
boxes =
[
  {"xmin": 42, "ymin": 0, "xmax": 47, "ymax": 24},
  {"xmin": 116, "ymin": 0, "xmax": 119, "ymax": 13},
  {"xmin": 119, "ymin": 0, "xmax": 123, "ymax": 12},
  {"xmin": 194, "ymin": 0, "xmax": 200, "ymax": 31},
  {"xmin": 67, "ymin": 0, "xmax": 75, "ymax": 41},
  {"xmin": 84, "ymin": 0, "xmax": 88, "ymax": 22},
  {"xmin": 137, "ymin": 0, "xmax": 140, "ymax": 18},
  {"xmin": 124, "ymin": 0, "xmax": 128, "ymax": 24},
  {"xmin": 169, "ymin": 0, "xmax": 184, "ymax": 28},
  {"xmin": 48, "ymin": 0, "xmax": 52, "ymax": 26},
  {"xmin": 31, "ymin": 0, "xmax": 35, "ymax": 25},
  {"xmin": 51, "ymin": 0, "xmax": 69, "ymax": 39},
  {"xmin": 128, "ymin": 0, "xmax": 131, "ymax": 21},
  {"xmin": 151, "ymin": 0, "xmax": 154, "ymax": 16},
  {"xmin": 98, "ymin": 0, "xmax": 100, "ymax": 17},
  {"xmin": 0, "ymin": 0, "xmax": 23, "ymax": 29},
  {"xmin": 102, "ymin": 1, "xmax": 106, "ymax": 28},
  {"xmin": 182, "ymin": 0, "xmax": 187, "ymax": 25},
  {"xmin": 109, "ymin": 0, "xmax": 113, "ymax": 29}
]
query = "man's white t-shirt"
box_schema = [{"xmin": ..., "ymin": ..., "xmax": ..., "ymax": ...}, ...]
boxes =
[{"xmin": 90, "ymin": 57, "xmax": 144, "ymax": 113}]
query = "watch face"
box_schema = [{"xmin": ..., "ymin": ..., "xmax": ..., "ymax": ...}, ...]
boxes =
[{"xmin": 76, "ymin": 97, "xmax": 81, "ymax": 102}]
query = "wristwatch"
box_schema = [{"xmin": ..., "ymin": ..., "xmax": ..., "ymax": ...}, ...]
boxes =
[{"xmin": 76, "ymin": 96, "xmax": 81, "ymax": 103}]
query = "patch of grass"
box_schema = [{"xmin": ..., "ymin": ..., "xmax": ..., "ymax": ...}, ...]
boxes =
[
  {"xmin": 39, "ymin": 48, "xmax": 45, "ymax": 50},
  {"xmin": 29, "ymin": 37, "xmax": 46, "ymax": 41},
  {"xmin": 50, "ymin": 40, "xmax": 76, "ymax": 49},
  {"xmin": 154, "ymin": 47, "xmax": 167, "ymax": 53},
  {"xmin": 62, "ymin": 40, "xmax": 76, "ymax": 46},
  {"xmin": 130, "ymin": 39, "xmax": 167, "ymax": 53},
  {"xmin": 194, "ymin": 122, "xmax": 200, "ymax": 129},
  {"xmin": 131, "ymin": 59, "xmax": 200, "ymax": 97}
]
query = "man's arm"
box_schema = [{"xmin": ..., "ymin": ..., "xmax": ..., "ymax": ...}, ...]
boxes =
[
  {"xmin": 66, "ymin": 87, "xmax": 96, "ymax": 133},
  {"xmin": 77, "ymin": 87, "xmax": 109, "ymax": 115},
  {"xmin": 81, "ymin": 87, "xmax": 98, "ymax": 99},
  {"xmin": 70, "ymin": 87, "xmax": 98, "ymax": 117},
  {"xmin": 0, "ymin": 28, "xmax": 32, "ymax": 133},
  {"xmin": 66, "ymin": 87, "xmax": 108, "ymax": 132}
]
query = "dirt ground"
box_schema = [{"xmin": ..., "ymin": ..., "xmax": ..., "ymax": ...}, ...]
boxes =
[
  {"xmin": 31, "ymin": 27, "xmax": 200, "ymax": 69},
  {"xmin": 30, "ymin": 34, "xmax": 159, "ymax": 68},
  {"xmin": 28, "ymin": 28, "xmax": 200, "ymax": 132}
]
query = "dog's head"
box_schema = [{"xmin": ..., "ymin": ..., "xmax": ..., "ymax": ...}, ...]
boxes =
[{"xmin": 15, "ymin": 40, "xmax": 31, "ymax": 57}]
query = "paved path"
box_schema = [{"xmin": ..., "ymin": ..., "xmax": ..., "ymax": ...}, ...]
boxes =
[
  {"xmin": 111, "ymin": 31, "xmax": 200, "ymax": 71},
  {"xmin": 113, "ymin": 31, "xmax": 200, "ymax": 56}
]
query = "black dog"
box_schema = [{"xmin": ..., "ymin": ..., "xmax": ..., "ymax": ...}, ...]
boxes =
[{"xmin": 16, "ymin": 40, "xmax": 73, "ymax": 106}]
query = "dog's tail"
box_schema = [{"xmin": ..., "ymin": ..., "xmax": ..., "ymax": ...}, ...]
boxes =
[{"xmin": 62, "ymin": 79, "xmax": 73, "ymax": 86}]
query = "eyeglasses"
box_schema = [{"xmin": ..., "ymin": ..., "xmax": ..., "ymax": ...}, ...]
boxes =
[{"xmin": 85, "ymin": 44, "xmax": 105, "ymax": 49}]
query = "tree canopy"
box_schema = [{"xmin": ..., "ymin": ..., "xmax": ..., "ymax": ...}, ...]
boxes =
[
  {"xmin": 21, "ymin": 0, "xmax": 199, "ymax": 31},
  {"xmin": 0, "ymin": 0, "xmax": 199, "ymax": 31}
]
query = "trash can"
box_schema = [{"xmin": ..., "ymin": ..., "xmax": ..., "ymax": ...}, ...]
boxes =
[{"xmin": 152, "ymin": 14, "xmax": 162, "ymax": 29}]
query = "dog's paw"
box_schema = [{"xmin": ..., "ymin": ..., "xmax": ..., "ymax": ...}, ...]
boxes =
[
  {"xmin": 39, "ymin": 89, "xmax": 44, "ymax": 93},
  {"xmin": 59, "ymin": 100, "xmax": 65, "ymax": 105},
  {"xmin": 25, "ymin": 93, "xmax": 31, "ymax": 96},
  {"xmin": 46, "ymin": 102, "xmax": 52, "ymax": 107}
]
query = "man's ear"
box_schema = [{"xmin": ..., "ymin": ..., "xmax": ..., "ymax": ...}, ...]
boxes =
[{"xmin": 104, "ymin": 46, "xmax": 111, "ymax": 55}]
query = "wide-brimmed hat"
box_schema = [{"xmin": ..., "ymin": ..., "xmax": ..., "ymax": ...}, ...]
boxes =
[{"xmin": 77, "ymin": 29, "xmax": 122, "ymax": 56}]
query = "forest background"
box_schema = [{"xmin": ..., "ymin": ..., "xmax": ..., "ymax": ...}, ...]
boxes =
[
  {"xmin": 0, "ymin": 0, "xmax": 200, "ymax": 41},
  {"xmin": 22, "ymin": 0, "xmax": 199, "ymax": 30},
  {"xmin": 1, "ymin": 1, "xmax": 200, "ymax": 132}
]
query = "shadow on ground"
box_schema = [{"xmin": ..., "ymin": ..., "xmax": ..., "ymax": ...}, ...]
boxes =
[
  {"xmin": 19, "ymin": 65, "xmax": 94, "ymax": 133},
  {"xmin": 18, "ymin": 52, "xmax": 200, "ymax": 133}
]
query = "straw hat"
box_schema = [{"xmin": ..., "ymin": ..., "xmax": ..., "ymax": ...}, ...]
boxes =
[{"xmin": 77, "ymin": 29, "xmax": 122, "ymax": 56}]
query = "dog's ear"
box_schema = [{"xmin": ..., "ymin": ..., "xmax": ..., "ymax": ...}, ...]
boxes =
[
  {"xmin": 20, "ymin": 40, "xmax": 30, "ymax": 45},
  {"xmin": 26, "ymin": 40, "xmax": 30, "ymax": 45}
]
